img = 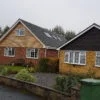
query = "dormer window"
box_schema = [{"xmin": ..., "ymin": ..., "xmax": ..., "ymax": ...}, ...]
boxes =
[{"xmin": 16, "ymin": 29, "xmax": 25, "ymax": 36}]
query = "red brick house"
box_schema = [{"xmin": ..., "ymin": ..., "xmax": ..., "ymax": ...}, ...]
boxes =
[{"xmin": 0, "ymin": 19, "xmax": 66, "ymax": 65}]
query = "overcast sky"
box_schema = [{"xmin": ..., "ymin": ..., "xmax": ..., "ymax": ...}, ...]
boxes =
[{"xmin": 0, "ymin": 0, "xmax": 100, "ymax": 33}]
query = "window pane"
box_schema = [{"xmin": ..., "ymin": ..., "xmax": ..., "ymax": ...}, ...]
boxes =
[
  {"xmin": 96, "ymin": 57, "xmax": 100, "ymax": 65},
  {"xmin": 64, "ymin": 52, "xmax": 69, "ymax": 62},
  {"xmin": 34, "ymin": 49, "xmax": 38, "ymax": 58},
  {"xmin": 4, "ymin": 48, "xmax": 8, "ymax": 56},
  {"xmin": 69, "ymin": 52, "xmax": 73, "ymax": 63},
  {"xmin": 97, "ymin": 52, "xmax": 100, "ymax": 56},
  {"xmin": 12, "ymin": 48, "xmax": 15, "ymax": 55},
  {"xmin": 16, "ymin": 29, "xmax": 25, "ymax": 36},
  {"xmin": 9, "ymin": 48, "xmax": 12, "ymax": 55},
  {"xmin": 20, "ymin": 30, "xmax": 24, "ymax": 35},
  {"xmin": 31, "ymin": 50, "xmax": 35, "ymax": 57},
  {"xmin": 80, "ymin": 52, "xmax": 85, "ymax": 64},
  {"xmin": 16, "ymin": 30, "xmax": 20, "ymax": 36},
  {"xmin": 74, "ymin": 52, "xmax": 79, "ymax": 64},
  {"xmin": 96, "ymin": 52, "xmax": 100, "ymax": 66},
  {"xmin": 26, "ymin": 49, "xmax": 31, "ymax": 57}
]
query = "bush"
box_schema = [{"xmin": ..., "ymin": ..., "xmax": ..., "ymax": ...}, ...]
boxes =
[
  {"xmin": 15, "ymin": 69, "xmax": 36, "ymax": 83},
  {"xmin": 27, "ymin": 67, "xmax": 36, "ymax": 73},
  {"xmin": 0, "ymin": 67, "xmax": 8, "ymax": 76},
  {"xmin": 54, "ymin": 76, "xmax": 67, "ymax": 92},
  {"xmin": 37, "ymin": 58, "xmax": 49, "ymax": 72},
  {"xmin": 37, "ymin": 58, "xmax": 59, "ymax": 73},
  {"xmin": 54, "ymin": 75, "xmax": 78, "ymax": 93},
  {"xmin": 6, "ymin": 66, "xmax": 25, "ymax": 74}
]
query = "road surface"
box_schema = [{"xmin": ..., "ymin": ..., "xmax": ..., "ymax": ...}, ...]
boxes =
[{"xmin": 0, "ymin": 84, "xmax": 41, "ymax": 100}]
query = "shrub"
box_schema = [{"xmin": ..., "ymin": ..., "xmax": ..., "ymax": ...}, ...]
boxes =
[
  {"xmin": 27, "ymin": 67, "xmax": 36, "ymax": 73},
  {"xmin": 54, "ymin": 75, "xmax": 78, "ymax": 93},
  {"xmin": 54, "ymin": 76, "xmax": 67, "ymax": 92},
  {"xmin": 36, "ymin": 58, "xmax": 49, "ymax": 72},
  {"xmin": 0, "ymin": 67, "xmax": 8, "ymax": 76},
  {"xmin": 15, "ymin": 69, "xmax": 36, "ymax": 83},
  {"xmin": 36, "ymin": 58, "xmax": 59, "ymax": 73}
]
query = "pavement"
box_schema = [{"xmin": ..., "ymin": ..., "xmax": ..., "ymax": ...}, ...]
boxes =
[{"xmin": 0, "ymin": 84, "xmax": 41, "ymax": 100}]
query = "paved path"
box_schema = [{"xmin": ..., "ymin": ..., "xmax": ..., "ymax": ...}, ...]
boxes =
[
  {"xmin": 33, "ymin": 73, "xmax": 60, "ymax": 88},
  {"xmin": 0, "ymin": 84, "xmax": 41, "ymax": 100}
]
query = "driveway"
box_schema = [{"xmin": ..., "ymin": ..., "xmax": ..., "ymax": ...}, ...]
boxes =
[{"xmin": 0, "ymin": 84, "xmax": 41, "ymax": 100}]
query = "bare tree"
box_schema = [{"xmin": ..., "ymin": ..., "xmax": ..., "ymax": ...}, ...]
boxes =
[{"xmin": 51, "ymin": 26, "xmax": 65, "ymax": 35}]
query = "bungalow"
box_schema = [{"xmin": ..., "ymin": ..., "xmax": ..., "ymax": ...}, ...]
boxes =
[
  {"xmin": 58, "ymin": 23, "xmax": 100, "ymax": 77},
  {"xmin": 0, "ymin": 19, "xmax": 67, "ymax": 65}
]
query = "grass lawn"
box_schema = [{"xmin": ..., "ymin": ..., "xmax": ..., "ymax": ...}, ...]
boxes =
[{"xmin": 0, "ymin": 65, "xmax": 25, "ymax": 75}]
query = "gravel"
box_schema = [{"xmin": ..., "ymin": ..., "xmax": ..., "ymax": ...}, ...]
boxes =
[{"xmin": 33, "ymin": 73, "xmax": 60, "ymax": 88}]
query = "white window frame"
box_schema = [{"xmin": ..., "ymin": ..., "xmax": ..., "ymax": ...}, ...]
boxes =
[
  {"xmin": 95, "ymin": 51, "xmax": 100, "ymax": 67},
  {"xmin": 16, "ymin": 28, "xmax": 25, "ymax": 36},
  {"xmin": 64, "ymin": 51, "xmax": 70, "ymax": 63},
  {"xmin": 26, "ymin": 48, "xmax": 39, "ymax": 59},
  {"xmin": 64, "ymin": 50, "xmax": 86, "ymax": 65},
  {"xmin": 4, "ymin": 48, "xmax": 15, "ymax": 57}
]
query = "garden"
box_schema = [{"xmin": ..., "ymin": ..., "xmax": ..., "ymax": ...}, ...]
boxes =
[{"xmin": 0, "ymin": 58, "xmax": 97, "ymax": 95}]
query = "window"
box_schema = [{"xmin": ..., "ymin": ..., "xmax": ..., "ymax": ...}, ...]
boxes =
[
  {"xmin": 26, "ymin": 48, "xmax": 39, "ymax": 59},
  {"xmin": 64, "ymin": 52, "xmax": 69, "ymax": 63},
  {"xmin": 64, "ymin": 51, "xmax": 86, "ymax": 65},
  {"xmin": 16, "ymin": 29, "xmax": 25, "ymax": 36},
  {"xmin": 4, "ymin": 48, "xmax": 15, "ymax": 57},
  {"xmin": 96, "ymin": 52, "xmax": 100, "ymax": 66},
  {"xmin": 44, "ymin": 32, "xmax": 51, "ymax": 37}
]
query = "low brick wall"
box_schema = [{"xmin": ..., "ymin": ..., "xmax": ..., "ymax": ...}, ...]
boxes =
[{"xmin": 0, "ymin": 76, "xmax": 79, "ymax": 100}]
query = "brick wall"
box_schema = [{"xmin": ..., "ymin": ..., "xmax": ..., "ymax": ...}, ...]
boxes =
[
  {"xmin": 59, "ymin": 50, "xmax": 100, "ymax": 77},
  {"xmin": 0, "ymin": 47, "xmax": 45, "ymax": 65},
  {"xmin": 0, "ymin": 47, "xmax": 58, "ymax": 65},
  {"xmin": 46, "ymin": 49, "xmax": 58, "ymax": 58}
]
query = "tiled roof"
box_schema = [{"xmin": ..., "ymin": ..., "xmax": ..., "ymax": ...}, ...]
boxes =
[{"xmin": 21, "ymin": 19, "xmax": 67, "ymax": 48}]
